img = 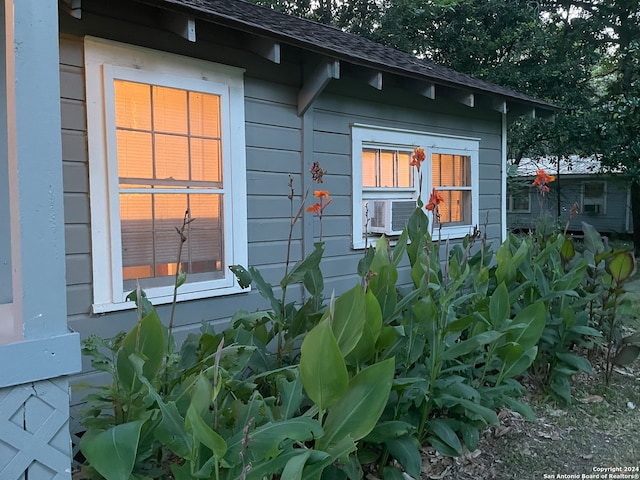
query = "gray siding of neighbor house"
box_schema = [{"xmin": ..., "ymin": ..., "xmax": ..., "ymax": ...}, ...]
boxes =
[
  {"xmin": 508, "ymin": 176, "xmax": 631, "ymax": 235},
  {"xmin": 58, "ymin": 12, "xmax": 505, "ymax": 397}
]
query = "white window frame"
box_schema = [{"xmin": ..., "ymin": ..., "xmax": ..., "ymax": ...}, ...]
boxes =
[
  {"xmin": 352, "ymin": 124, "xmax": 479, "ymax": 249},
  {"xmin": 85, "ymin": 37, "xmax": 248, "ymax": 313},
  {"xmin": 581, "ymin": 180, "xmax": 607, "ymax": 215}
]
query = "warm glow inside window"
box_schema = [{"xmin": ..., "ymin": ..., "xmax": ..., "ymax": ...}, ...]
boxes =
[
  {"xmin": 115, "ymin": 80, "xmax": 224, "ymax": 288},
  {"xmin": 362, "ymin": 148, "xmax": 413, "ymax": 189},
  {"xmin": 432, "ymin": 153, "xmax": 472, "ymax": 224}
]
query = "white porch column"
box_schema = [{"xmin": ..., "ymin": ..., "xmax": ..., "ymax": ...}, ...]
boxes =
[{"xmin": 0, "ymin": 1, "xmax": 81, "ymax": 479}]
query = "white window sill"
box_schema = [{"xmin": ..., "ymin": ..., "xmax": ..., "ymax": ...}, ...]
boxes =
[
  {"xmin": 92, "ymin": 283, "xmax": 250, "ymax": 314},
  {"xmin": 353, "ymin": 226, "xmax": 476, "ymax": 250}
]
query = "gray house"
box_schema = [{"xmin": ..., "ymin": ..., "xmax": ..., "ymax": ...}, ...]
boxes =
[
  {"xmin": 507, "ymin": 157, "xmax": 633, "ymax": 236},
  {"xmin": 0, "ymin": 0, "xmax": 555, "ymax": 478}
]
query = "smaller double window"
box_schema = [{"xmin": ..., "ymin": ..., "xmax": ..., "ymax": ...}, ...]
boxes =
[{"xmin": 352, "ymin": 124, "xmax": 479, "ymax": 248}]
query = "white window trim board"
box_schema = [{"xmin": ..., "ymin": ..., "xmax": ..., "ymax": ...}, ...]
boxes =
[
  {"xmin": 351, "ymin": 124, "xmax": 480, "ymax": 249},
  {"xmin": 85, "ymin": 37, "xmax": 248, "ymax": 313}
]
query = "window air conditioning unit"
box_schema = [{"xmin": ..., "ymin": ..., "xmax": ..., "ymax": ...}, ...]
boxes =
[
  {"xmin": 366, "ymin": 199, "xmax": 416, "ymax": 236},
  {"xmin": 583, "ymin": 204, "xmax": 601, "ymax": 214}
]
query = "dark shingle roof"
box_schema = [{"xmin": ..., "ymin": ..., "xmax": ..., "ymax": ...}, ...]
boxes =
[{"xmin": 135, "ymin": 0, "xmax": 556, "ymax": 111}]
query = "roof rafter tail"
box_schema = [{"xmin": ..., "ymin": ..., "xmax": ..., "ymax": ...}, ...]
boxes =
[
  {"xmin": 400, "ymin": 77, "xmax": 435, "ymax": 99},
  {"xmin": 298, "ymin": 58, "xmax": 340, "ymax": 116},
  {"xmin": 341, "ymin": 64, "xmax": 382, "ymax": 90},
  {"xmin": 245, "ymin": 36, "xmax": 281, "ymax": 64},
  {"xmin": 61, "ymin": 0, "xmax": 82, "ymax": 19},
  {"xmin": 161, "ymin": 10, "xmax": 196, "ymax": 42}
]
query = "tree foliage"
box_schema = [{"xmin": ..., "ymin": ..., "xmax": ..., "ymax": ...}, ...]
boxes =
[{"xmin": 247, "ymin": 0, "xmax": 640, "ymax": 249}]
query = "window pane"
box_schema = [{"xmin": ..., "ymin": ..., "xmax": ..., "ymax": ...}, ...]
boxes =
[
  {"xmin": 114, "ymin": 80, "xmax": 151, "ymax": 130},
  {"xmin": 120, "ymin": 192, "xmax": 224, "ymax": 282},
  {"xmin": 584, "ymin": 182, "xmax": 604, "ymax": 199},
  {"xmin": 379, "ymin": 151, "xmax": 394, "ymax": 187},
  {"xmin": 512, "ymin": 194, "xmax": 530, "ymax": 211},
  {"xmin": 155, "ymin": 134, "xmax": 189, "ymax": 181},
  {"xmin": 153, "ymin": 86, "xmax": 188, "ymax": 135},
  {"xmin": 191, "ymin": 138, "xmax": 222, "ymax": 183},
  {"xmin": 397, "ymin": 151, "xmax": 412, "ymax": 188},
  {"xmin": 188, "ymin": 195, "xmax": 224, "ymax": 273},
  {"xmin": 189, "ymin": 92, "xmax": 220, "ymax": 138},
  {"xmin": 362, "ymin": 149, "xmax": 377, "ymax": 187},
  {"xmin": 120, "ymin": 194, "xmax": 153, "ymax": 280},
  {"xmin": 456, "ymin": 155, "xmax": 471, "ymax": 186},
  {"xmin": 437, "ymin": 190, "xmax": 471, "ymax": 225},
  {"xmin": 117, "ymin": 130, "xmax": 153, "ymax": 179},
  {"xmin": 433, "ymin": 154, "xmax": 471, "ymax": 187}
]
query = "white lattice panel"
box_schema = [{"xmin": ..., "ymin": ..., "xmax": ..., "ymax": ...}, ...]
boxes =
[{"xmin": 0, "ymin": 379, "xmax": 72, "ymax": 480}]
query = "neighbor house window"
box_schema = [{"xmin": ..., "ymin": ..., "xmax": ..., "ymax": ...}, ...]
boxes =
[
  {"xmin": 352, "ymin": 124, "xmax": 479, "ymax": 248},
  {"xmin": 507, "ymin": 192, "xmax": 531, "ymax": 213},
  {"xmin": 582, "ymin": 181, "xmax": 606, "ymax": 214},
  {"xmin": 85, "ymin": 38, "xmax": 247, "ymax": 312}
]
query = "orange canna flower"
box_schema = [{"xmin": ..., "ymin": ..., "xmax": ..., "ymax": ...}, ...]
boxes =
[
  {"xmin": 314, "ymin": 190, "xmax": 330, "ymax": 199},
  {"xmin": 306, "ymin": 203, "xmax": 321, "ymax": 214},
  {"xmin": 425, "ymin": 188, "xmax": 444, "ymax": 211},
  {"xmin": 307, "ymin": 190, "xmax": 331, "ymax": 216},
  {"xmin": 532, "ymin": 169, "xmax": 555, "ymax": 195},
  {"xmin": 410, "ymin": 147, "xmax": 426, "ymax": 169}
]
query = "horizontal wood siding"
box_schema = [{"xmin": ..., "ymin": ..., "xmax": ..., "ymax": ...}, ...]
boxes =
[
  {"xmin": 59, "ymin": 21, "xmax": 506, "ymax": 391},
  {"xmin": 59, "ymin": 35, "xmax": 308, "ymax": 359},
  {"xmin": 312, "ymin": 88, "xmax": 503, "ymax": 292}
]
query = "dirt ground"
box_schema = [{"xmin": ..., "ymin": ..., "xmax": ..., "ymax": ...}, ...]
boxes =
[
  {"xmin": 413, "ymin": 279, "xmax": 640, "ymax": 480},
  {"xmin": 416, "ymin": 364, "xmax": 640, "ymax": 480}
]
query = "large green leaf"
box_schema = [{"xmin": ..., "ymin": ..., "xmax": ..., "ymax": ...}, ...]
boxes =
[
  {"xmin": 497, "ymin": 347, "xmax": 538, "ymax": 384},
  {"xmin": 613, "ymin": 345, "xmax": 640, "ymax": 366},
  {"xmin": 281, "ymin": 242, "xmax": 324, "ymax": 288},
  {"xmin": 506, "ymin": 302, "xmax": 547, "ymax": 350},
  {"xmin": 385, "ymin": 435, "xmax": 421, "ymax": 478},
  {"xmin": 316, "ymin": 358, "xmax": 395, "ymax": 458},
  {"xmin": 299, "ymin": 318, "xmax": 348, "ymax": 412},
  {"xmin": 582, "ymin": 221, "xmax": 605, "ymax": 256},
  {"xmin": 436, "ymin": 394, "xmax": 499, "ymax": 425},
  {"xmin": 489, "ymin": 282, "xmax": 510, "ymax": 329},
  {"xmin": 80, "ymin": 421, "xmax": 144, "ymax": 480},
  {"xmin": 186, "ymin": 404, "xmax": 227, "ymax": 458},
  {"xmin": 224, "ymin": 417, "xmax": 323, "ymax": 464},
  {"xmin": 228, "ymin": 264, "xmax": 252, "ymax": 289},
  {"xmin": 304, "ymin": 266, "xmax": 324, "ymax": 297},
  {"xmin": 607, "ymin": 251, "xmax": 636, "ymax": 284},
  {"xmin": 116, "ymin": 309, "xmax": 166, "ymax": 392},
  {"xmin": 556, "ymin": 352, "xmax": 593, "ymax": 373},
  {"xmin": 130, "ymin": 355, "xmax": 192, "ymax": 458},
  {"xmin": 369, "ymin": 264, "xmax": 398, "ymax": 320},
  {"xmin": 429, "ymin": 419, "xmax": 462, "ymax": 456},
  {"xmin": 346, "ymin": 289, "xmax": 383, "ymax": 366},
  {"xmin": 280, "ymin": 450, "xmax": 312, "ymax": 480},
  {"xmin": 331, "ymin": 284, "xmax": 366, "ymax": 357},
  {"xmin": 249, "ymin": 266, "xmax": 281, "ymax": 314},
  {"xmin": 363, "ymin": 421, "xmax": 414, "ymax": 443},
  {"xmin": 440, "ymin": 331, "xmax": 502, "ymax": 361},
  {"xmin": 276, "ymin": 372, "xmax": 304, "ymax": 420}
]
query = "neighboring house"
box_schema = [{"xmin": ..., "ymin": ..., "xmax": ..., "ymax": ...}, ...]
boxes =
[
  {"xmin": 0, "ymin": 0, "xmax": 556, "ymax": 478},
  {"xmin": 507, "ymin": 157, "xmax": 633, "ymax": 236}
]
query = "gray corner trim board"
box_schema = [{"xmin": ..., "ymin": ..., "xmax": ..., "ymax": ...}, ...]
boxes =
[{"xmin": 0, "ymin": 332, "xmax": 81, "ymax": 388}]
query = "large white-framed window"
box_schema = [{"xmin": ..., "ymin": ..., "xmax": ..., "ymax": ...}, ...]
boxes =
[
  {"xmin": 352, "ymin": 124, "xmax": 479, "ymax": 249},
  {"xmin": 85, "ymin": 38, "xmax": 248, "ymax": 313},
  {"xmin": 582, "ymin": 181, "xmax": 606, "ymax": 215}
]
